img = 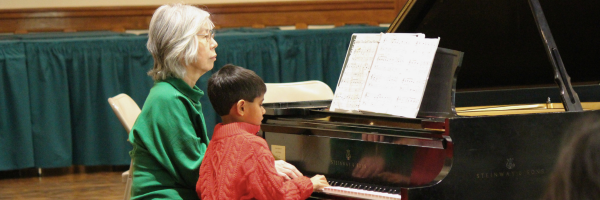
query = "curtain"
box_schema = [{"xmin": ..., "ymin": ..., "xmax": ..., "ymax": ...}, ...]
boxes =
[
  {"xmin": 0, "ymin": 41, "xmax": 34, "ymax": 170},
  {"xmin": 24, "ymin": 35, "xmax": 154, "ymax": 167}
]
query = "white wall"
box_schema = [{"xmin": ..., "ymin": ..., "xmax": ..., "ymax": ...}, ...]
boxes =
[{"xmin": 1, "ymin": 0, "xmax": 303, "ymax": 9}]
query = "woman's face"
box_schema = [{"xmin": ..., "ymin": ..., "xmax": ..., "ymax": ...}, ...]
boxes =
[{"xmin": 191, "ymin": 29, "xmax": 218, "ymax": 74}]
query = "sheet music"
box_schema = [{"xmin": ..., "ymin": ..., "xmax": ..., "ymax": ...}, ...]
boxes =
[
  {"xmin": 358, "ymin": 35, "xmax": 440, "ymax": 118},
  {"xmin": 330, "ymin": 34, "xmax": 381, "ymax": 112},
  {"xmin": 330, "ymin": 33, "xmax": 423, "ymax": 112}
]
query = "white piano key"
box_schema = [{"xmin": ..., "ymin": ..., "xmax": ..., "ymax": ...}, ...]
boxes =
[{"xmin": 322, "ymin": 186, "xmax": 401, "ymax": 200}]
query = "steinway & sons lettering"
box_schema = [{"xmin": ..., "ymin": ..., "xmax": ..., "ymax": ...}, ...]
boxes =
[
  {"xmin": 476, "ymin": 169, "xmax": 546, "ymax": 179},
  {"xmin": 331, "ymin": 160, "xmax": 367, "ymax": 168}
]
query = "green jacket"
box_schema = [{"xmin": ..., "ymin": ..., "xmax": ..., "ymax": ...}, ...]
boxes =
[{"xmin": 129, "ymin": 78, "xmax": 210, "ymax": 200}]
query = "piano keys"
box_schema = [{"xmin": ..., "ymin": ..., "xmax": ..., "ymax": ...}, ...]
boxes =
[{"xmin": 322, "ymin": 182, "xmax": 402, "ymax": 200}]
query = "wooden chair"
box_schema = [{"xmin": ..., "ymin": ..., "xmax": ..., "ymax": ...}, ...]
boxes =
[
  {"xmin": 264, "ymin": 80, "xmax": 334, "ymax": 103},
  {"xmin": 108, "ymin": 93, "xmax": 141, "ymax": 200}
]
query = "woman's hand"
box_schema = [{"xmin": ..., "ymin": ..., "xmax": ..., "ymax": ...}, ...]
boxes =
[
  {"xmin": 274, "ymin": 160, "xmax": 303, "ymax": 180},
  {"xmin": 310, "ymin": 175, "xmax": 330, "ymax": 191}
]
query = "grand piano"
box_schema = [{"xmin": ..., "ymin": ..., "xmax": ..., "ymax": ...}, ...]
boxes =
[{"xmin": 260, "ymin": 0, "xmax": 600, "ymax": 199}]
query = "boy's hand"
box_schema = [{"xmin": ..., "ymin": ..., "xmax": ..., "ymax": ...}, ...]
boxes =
[
  {"xmin": 274, "ymin": 160, "xmax": 303, "ymax": 180},
  {"xmin": 310, "ymin": 174, "xmax": 330, "ymax": 191}
]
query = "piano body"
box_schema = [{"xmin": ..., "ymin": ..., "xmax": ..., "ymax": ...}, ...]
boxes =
[{"xmin": 261, "ymin": 0, "xmax": 600, "ymax": 199}]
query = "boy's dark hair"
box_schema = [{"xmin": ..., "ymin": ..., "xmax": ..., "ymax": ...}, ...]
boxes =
[{"xmin": 208, "ymin": 64, "xmax": 266, "ymax": 116}]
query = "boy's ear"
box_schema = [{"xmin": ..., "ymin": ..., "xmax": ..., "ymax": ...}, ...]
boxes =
[{"xmin": 235, "ymin": 100, "xmax": 245, "ymax": 116}]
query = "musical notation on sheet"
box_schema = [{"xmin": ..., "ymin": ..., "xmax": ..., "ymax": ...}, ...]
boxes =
[
  {"xmin": 330, "ymin": 34, "xmax": 382, "ymax": 112},
  {"xmin": 359, "ymin": 34, "xmax": 440, "ymax": 118},
  {"xmin": 330, "ymin": 33, "xmax": 425, "ymax": 113}
]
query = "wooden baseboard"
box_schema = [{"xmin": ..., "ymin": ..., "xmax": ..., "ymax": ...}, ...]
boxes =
[
  {"xmin": 0, "ymin": 0, "xmax": 406, "ymax": 33},
  {"xmin": 0, "ymin": 165, "xmax": 129, "ymax": 179}
]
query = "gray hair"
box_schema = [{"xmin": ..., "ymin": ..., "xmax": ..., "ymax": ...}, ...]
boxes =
[{"xmin": 146, "ymin": 4, "xmax": 215, "ymax": 81}]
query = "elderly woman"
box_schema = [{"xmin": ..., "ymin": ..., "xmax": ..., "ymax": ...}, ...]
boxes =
[
  {"xmin": 129, "ymin": 4, "xmax": 301, "ymax": 200},
  {"xmin": 128, "ymin": 4, "xmax": 217, "ymax": 199}
]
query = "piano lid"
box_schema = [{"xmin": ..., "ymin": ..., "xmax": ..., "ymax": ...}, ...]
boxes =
[{"xmin": 387, "ymin": 0, "xmax": 600, "ymax": 89}]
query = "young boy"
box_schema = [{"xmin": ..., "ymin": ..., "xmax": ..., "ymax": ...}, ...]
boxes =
[{"xmin": 197, "ymin": 64, "xmax": 329, "ymax": 199}]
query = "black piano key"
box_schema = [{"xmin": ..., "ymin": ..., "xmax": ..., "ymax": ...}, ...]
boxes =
[{"xmin": 322, "ymin": 179, "xmax": 401, "ymax": 196}]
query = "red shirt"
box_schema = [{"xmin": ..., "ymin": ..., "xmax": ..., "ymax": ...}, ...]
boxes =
[{"xmin": 197, "ymin": 122, "xmax": 313, "ymax": 200}]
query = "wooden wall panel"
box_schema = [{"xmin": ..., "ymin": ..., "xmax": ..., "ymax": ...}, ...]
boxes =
[{"xmin": 0, "ymin": 0, "xmax": 406, "ymax": 33}]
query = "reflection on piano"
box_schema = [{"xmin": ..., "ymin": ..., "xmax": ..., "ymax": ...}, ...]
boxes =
[{"xmin": 261, "ymin": 0, "xmax": 600, "ymax": 199}]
